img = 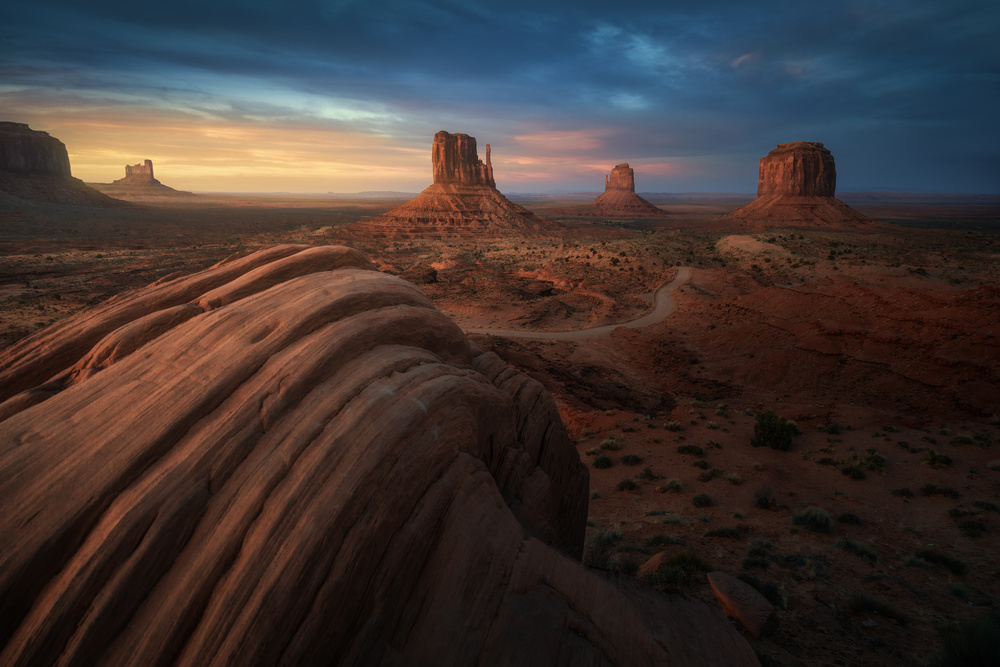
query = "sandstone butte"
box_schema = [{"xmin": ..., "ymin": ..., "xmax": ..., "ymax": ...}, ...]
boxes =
[
  {"xmin": 348, "ymin": 130, "xmax": 561, "ymax": 239},
  {"xmin": 0, "ymin": 121, "xmax": 125, "ymax": 207},
  {"xmin": 0, "ymin": 244, "xmax": 758, "ymax": 666},
  {"xmin": 90, "ymin": 159, "xmax": 194, "ymax": 197},
  {"xmin": 727, "ymin": 141, "xmax": 874, "ymax": 229},
  {"xmin": 553, "ymin": 163, "xmax": 665, "ymax": 218}
]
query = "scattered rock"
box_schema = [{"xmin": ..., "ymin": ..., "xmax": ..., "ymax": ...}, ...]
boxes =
[
  {"xmin": 0, "ymin": 245, "xmax": 756, "ymax": 666},
  {"xmin": 707, "ymin": 571, "xmax": 780, "ymax": 638}
]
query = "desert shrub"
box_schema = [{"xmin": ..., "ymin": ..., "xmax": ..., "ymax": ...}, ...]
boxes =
[
  {"xmin": 922, "ymin": 483, "xmax": 961, "ymax": 499},
  {"xmin": 726, "ymin": 473, "xmax": 744, "ymax": 485},
  {"xmin": 704, "ymin": 527, "xmax": 741, "ymax": 539},
  {"xmin": 646, "ymin": 534, "xmax": 684, "ymax": 547},
  {"xmin": 692, "ymin": 459, "xmax": 709, "ymax": 469},
  {"xmin": 891, "ymin": 487, "xmax": 914, "ymax": 498},
  {"xmin": 925, "ymin": 450, "xmax": 953, "ymax": 468},
  {"xmin": 987, "ymin": 460, "xmax": 1000, "ymax": 471},
  {"xmin": 600, "ymin": 438, "xmax": 622, "ymax": 451},
  {"xmin": 583, "ymin": 529, "xmax": 621, "ymax": 569},
  {"xmin": 754, "ymin": 485, "xmax": 777, "ymax": 510},
  {"xmin": 974, "ymin": 500, "xmax": 1000, "ymax": 513},
  {"xmin": 919, "ymin": 550, "xmax": 966, "ymax": 576},
  {"xmin": 706, "ymin": 421, "xmax": 719, "ymax": 429},
  {"xmin": 593, "ymin": 455, "xmax": 613, "ymax": 469},
  {"xmin": 958, "ymin": 519, "xmax": 987, "ymax": 538},
  {"xmin": 585, "ymin": 447, "xmax": 600, "ymax": 456},
  {"xmin": 862, "ymin": 448, "xmax": 886, "ymax": 472},
  {"xmin": 692, "ymin": 493, "xmax": 714, "ymax": 508},
  {"xmin": 750, "ymin": 410, "xmax": 796, "ymax": 451},
  {"xmin": 837, "ymin": 537, "xmax": 878, "ymax": 563},
  {"xmin": 817, "ymin": 457, "xmax": 838, "ymax": 466},
  {"xmin": 638, "ymin": 467, "xmax": 659, "ymax": 481},
  {"xmin": 838, "ymin": 512, "xmax": 864, "ymax": 525},
  {"xmin": 642, "ymin": 549, "xmax": 714, "ymax": 588},
  {"xmin": 698, "ymin": 469, "xmax": 721, "ymax": 482},
  {"xmin": 841, "ymin": 465, "xmax": 866, "ymax": 480},
  {"xmin": 665, "ymin": 421, "xmax": 683, "ymax": 431},
  {"xmin": 617, "ymin": 479, "xmax": 639, "ymax": 492},
  {"xmin": 658, "ymin": 479, "xmax": 681, "ymax": 493},
  {"xmin": 677, "ymin": 444, "xmax": 704, "ymax": 456},
  {"xmin": 950, "ymin": 434, "xmax": 975, "ymax": 446},
  {"xmin": 792, "ymin": 506, "xmax": 833, "ymax": 533},
  {"xmin": 847, "ymin": 592, "xmax": 908, "ymax": 626},
  {"xmin": 933, "ymin": 611, "xmax": 1000, "ymax": 667},
  {"xmin": 622, "ymin": 454, "xmax": 643, "ymax": 466}
]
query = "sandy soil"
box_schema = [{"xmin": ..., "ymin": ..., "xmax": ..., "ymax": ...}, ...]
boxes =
[{"xmin": 2, "ymin": 192, "xmax": 999, "ymax": 666}]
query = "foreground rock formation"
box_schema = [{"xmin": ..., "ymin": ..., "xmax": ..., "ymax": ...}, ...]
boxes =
[
  {"xmin": 728, "ymin": 142, "xmax": 873, "ymax": 229},
  {"xmin": 348, "ymin": 131, "xmax": 559, "ymax": 239},
  {"xmin": 0, "ymin": 121, "xmax": 124, "ymax": 206},
  {"xmin": 89, "ymin": 158, "xmax": 194, "ymax": 198},
  {"xmin": 0, "ymin": 245, "xmax": 756, "ymax": 666}
]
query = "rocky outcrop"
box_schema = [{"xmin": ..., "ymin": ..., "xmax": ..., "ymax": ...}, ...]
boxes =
[
  {"xmin": 546, "ymin": 162, "xmax": 664, "ymax": 218},
  {"xmin": 0, "ymin": 122, "xmax": 124, "ymax": 206},
  {"xmin": 90, "ymin": 159, "xmax": 193, "ymax": 198},
  {"xmin": 708, "ymin": 572, "xmax": 779, "ymax": 639},
  {"xmin": 0, "ymin": 245, "xmax": 756, "ymax": 666},
  {"xmin": 348, "ymin": 131, "xmax": 559, "ymax": 239},
  {"xmin": 728, "ymin": 142, "xmax": 873, "ymax": 229}
]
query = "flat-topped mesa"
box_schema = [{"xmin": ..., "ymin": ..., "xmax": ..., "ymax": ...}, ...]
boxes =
[
  {"xmin": 0, "ymin": 121, "xmax": 71, "ymax": 176},
  {"xmin": 113, "ymin": 159, "xmax": 161, "ymax": 186},
  {"xmin": 605, "ymin": 163, "xmax": 635, "ymax": 192},
  {"xmin": 431, "ymin": 131, "xmax": 495, "ymax": 187},
  {"xmin": 757, "ymin": 141, "xmax": 836, "ymax": 197}
]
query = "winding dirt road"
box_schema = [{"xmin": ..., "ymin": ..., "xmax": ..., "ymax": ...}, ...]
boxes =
[{"xmin": 466, "ymin": 266, "xmax": 692, "ymax": 340}]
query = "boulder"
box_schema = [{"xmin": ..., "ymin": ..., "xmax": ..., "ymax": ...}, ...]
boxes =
[
  {"xmin": 707, "ymin": 571, "xmax": 779, "ymax": 638},
  {"xmin": 0, "ymin": 245, "xmax": 757, "ymax": 666}
]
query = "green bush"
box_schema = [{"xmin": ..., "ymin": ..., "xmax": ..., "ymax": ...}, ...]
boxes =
[
  {"xmin": 750, "ymin": 410, "xmax": 796, "ymax": 451},
  {"xmin": 638, "ymin": 467, "xmax": 659, "ymax": 480},
  {"xmin": 600, "ymin": 438, "xmax": 622, "ymax": 451},
  {"xmin": 925, "ymin": 450, "xmax": 953, "ymax": 468},
  {"xmin": 677, "ymin": 444, "xmax": 704, "ymax": 456},
  {"xmin": 622, "ymin": 454, "xmax": 643, "ymax": 466},
  {"xmin": 617, "ymin": 479, "xmax": 638, "ymax": 492},
  {"xmin": 692, "ymin": 459, "xmax": 709, "ymax": 469},
  {"xmin": 593, "ymin": 455, "xmax": 613, "ymax": 469},
  {"xmin": 841, "ymin": 465, "xmax": 866, "ymax": 480},
  {"xmin": 692, "ymin": 493, "xmax": 714, "ymax": 508},
  {"xmin": 792, "ymin": 506, "xmax": 833, "ymax": 533},
  {"xmin": 664, "ymin": 478, "xmax": 683, "ymax": 492}
]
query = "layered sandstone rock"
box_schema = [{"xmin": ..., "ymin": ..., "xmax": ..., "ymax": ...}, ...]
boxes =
[
  {"xmin": 0, "ymin": 122, "xmax": 123, "ymax": 206},
  {"xmin": 728, "ymin": 142, "xmax": 873, "ymax": 229},
  {"xmin": 547, "ymin": 163, "xmax": 664, "ymax": 218},
  {"xmin": 0, "ymin": 245, "xmax": 756, "ymax": 666},
  {"xmin": 348, "ymin": 131, "xmax": 559, "ymax": 239},
  {"xmin": 90, "ymin": 158, "xmax": 193, "ymax": 197}
]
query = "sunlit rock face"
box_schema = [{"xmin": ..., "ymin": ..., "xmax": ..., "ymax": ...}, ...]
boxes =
[
  {"xmin": 0, "ymin": 121, "xmax": 124, "ymax": 206},
  {"xmin": 757, "ymin": 142, "xmax": 836, "ymax": 197},
  {"xmin": 348, "ymin": 131, "xmax": 560, "ymax": 239},
  {"xmin": 0, "ymin": 244, "xmax": 757, "ymax": 666},
  {"xmin": 589, "ymin": 162, "xmax": 664, "ymax": 217},
  {"xmin": 605, "ymin": 162, "xmax": 636, "ymax": 191},
  {"xmin": 728, "ymin": 141, "xmax": 873, "ymax": 229},
  {"xmin": 113, "ymin": 159, "xmax": 160, "ymax": 186}
]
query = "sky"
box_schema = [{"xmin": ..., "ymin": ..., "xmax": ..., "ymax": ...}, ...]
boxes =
[{"xmin": 1, "ymin": 0, "xmax": 998, "ymax": 193}]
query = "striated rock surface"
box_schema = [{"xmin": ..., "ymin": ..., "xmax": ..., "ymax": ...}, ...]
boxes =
[
  {"xmin": 0, "ymin": 122, "xmax": 123, "ymax": 206},
  {"xmin": 91, "ymin": 159, "xmax": 194, "ymax": 198},
  {"xmin": 0, "ymin": 245, "xmax": 757, "ymax": 666},
  {"xmin": 348, "ymin": 131, "xmax": 559, "ymax": 239},
  {"xmin": 708, "ymin": 572, "xmax": 779, "ymax": 639},
  {"xmin": 547, "ymin": 163, "xmax": 664, "ymax": 218},
  {"xmin": 728, "ymin": 142, "xmax": 873, "ymax": 229}
]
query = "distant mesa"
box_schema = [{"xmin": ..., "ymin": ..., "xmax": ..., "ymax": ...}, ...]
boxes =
[
  {"xmin": 546, "ymin": 162, "xmax": 665, "ymax": 218},
  {"xmin": 727, "ymin": 141, "xmax": 874, "ymax": 229},
  {"xmin": 0, "ymin": 121, "xmax": 125, "ymax": 206},
  {"xmin": 0, "ymin": 245, "xmax": 755, "ymax": 666},
  {"xmin": 90, "ymin": 158, "xmax": 194, "ymax": 197},
  {"xmin": 348, "ymin": 130, "xmax": 560, "ymax": 239}
]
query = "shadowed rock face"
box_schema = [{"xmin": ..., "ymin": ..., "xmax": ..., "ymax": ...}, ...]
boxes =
[
  {"xmin": 0, "ymin": 245, "xmax": 757, "ymax": 666},
  {"xmin": 757, "ymin": 142, "xmax": 836, "ymax": 197},
  {"xmin": 728, "ymin": 142, "xmax": 873, "ymax": 229},
  {"xmin": 113, "ymin": 159, "xmax": 160, "ymax": 186},
  {"xmin": 0, "ymin": 121, "xmax": 71, "ymax": 176},
  {"xmin": 349, "ymin": 132, "xmax": 559, "ymax": 239}
]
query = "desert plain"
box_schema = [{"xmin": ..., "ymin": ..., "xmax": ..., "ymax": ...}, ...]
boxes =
[{"xmin": 2, "ymin": 184, "xmax": 999, "ymax": 665}]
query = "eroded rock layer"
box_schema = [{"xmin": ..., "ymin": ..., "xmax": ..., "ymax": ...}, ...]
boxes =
[
  {"xmin": 0, "ymin": 122, "xmax": 124, "ymax": 206},
  {"xmin": 728, "ymin": 142, "xmax": 873, "ymax": 229},
  {"xmin": 0, "ymin": 245, "xmax": 756, "ymax": 666},
  {"xmin": 349, "ymin": 131, "xmax": 560, "ymax": 239}
]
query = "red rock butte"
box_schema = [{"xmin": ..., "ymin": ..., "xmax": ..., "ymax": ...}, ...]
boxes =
[
  {"xmin": 89, "ymin": 158, "xmax": 193, "ymax": 197},
  {"xmin": 728, "ymin": 141, "xmax": 874, "ymax": 229},
  {"xmin": 546, "ymin": 162, "xmax": 665, "ymax": 218},
  {"xmin": 0, "ymin": 121, "xmax": 123, "ymax": 206},
  {"xmin": 348, "ymin": 130, "xmax": 560, "ymax": 239},
  {"xmin": 0, "ymin": 245, "xmax": 756, "ymax": 665}
]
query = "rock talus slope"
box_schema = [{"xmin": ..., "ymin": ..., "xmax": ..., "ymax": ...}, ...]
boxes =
[
  {"xmin": 729, "ymin": 141, "xmax": 873, "ymax": 229},
  {"xmin": 349, "ymin": 131, "xmax": 559, "ymax": 239},
  {"xmin": 0, "ymin": 244, "xmax": 757, "ymax": 666}
]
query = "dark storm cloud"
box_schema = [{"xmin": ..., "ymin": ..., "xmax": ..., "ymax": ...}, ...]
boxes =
[{"xmin": 1, "ymin": 0, "xmax": 997, "ymax": 191}]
